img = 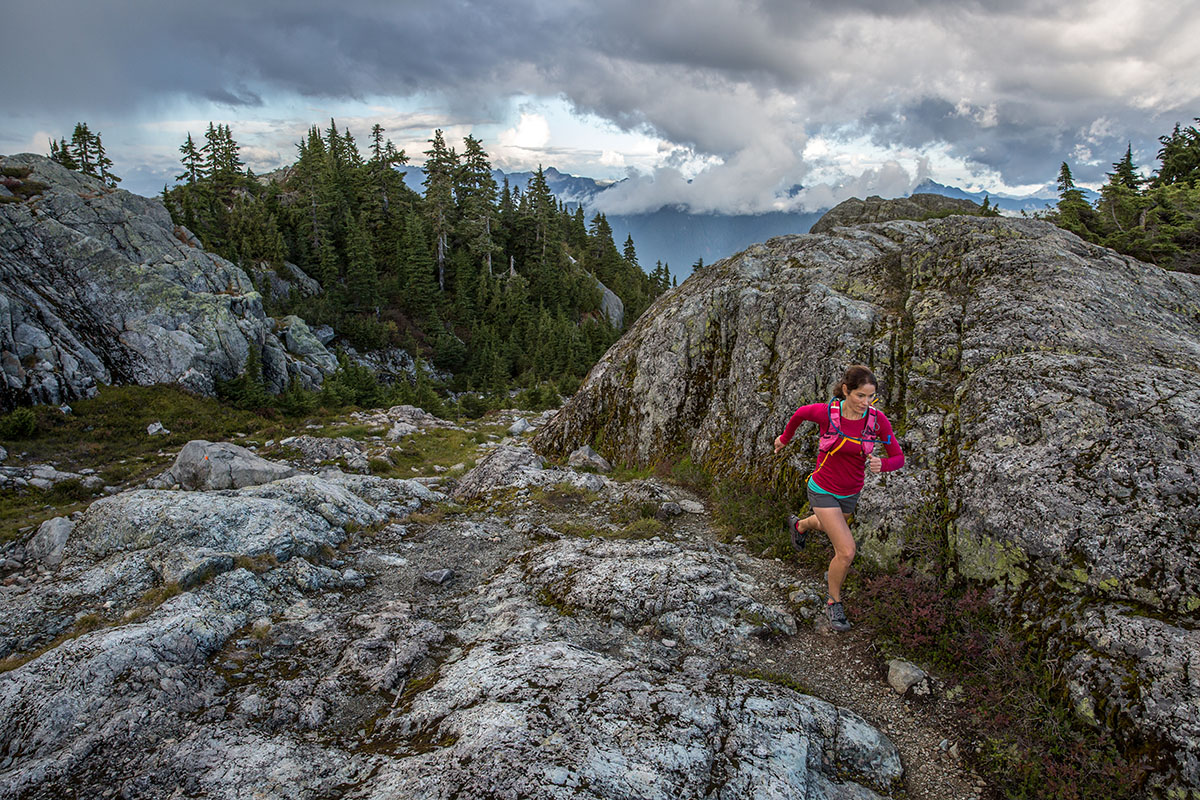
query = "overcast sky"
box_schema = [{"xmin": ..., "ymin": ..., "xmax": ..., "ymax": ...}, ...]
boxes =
[{"xmin": 3, "ymin": 0, "xmax": 1197, "ymax": 213}]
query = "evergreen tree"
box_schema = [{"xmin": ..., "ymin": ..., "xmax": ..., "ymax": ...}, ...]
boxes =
[
  {"xmin": 345, "ymin": 212, "xmax": 379, "ymax": 310},
  {"xmin": 1054, "ymin": 162, "xmax": 1095, "ymax": 237},
  {"xmin": 177, "ymin": 133, "xmax": 205, "ymax": 184},
  {"xmin": 400, "ymin": 212, "xmax": 439, "ymax": 321},
  {"xmin": 423, "ymin": 129, "xmax": 458, "ymax": 290},
  {"xmin": 1108, "ymin": 144, "xmax": 1141, "ymax": 191},
  {"xmin": 457, "ymin": 135, "xmax": 500, "ymax": 275},
  {"xmin": 49, "ymin": 138, "xmax": 78, "ymax": 170},
  {"xmin": 623, "ymin": 234, "xmax": 639, "ymax": 268},
  {"xmin": 70, "ymin": 123, "xmax": 96, "ymax": 176},
  {"xmin": 1153, "ymin": 120, "xmax": 1200, "ymax": 188},
  {"xmin": 93, "ymin": 132, "xmax": 120, "ymax": 187},
  {"xmin": 367, "ymin": 123, "xmax": 407, "ymax": 223}
]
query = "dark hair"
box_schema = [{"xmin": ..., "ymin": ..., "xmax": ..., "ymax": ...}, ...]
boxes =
[{"xmin": 833, "ymin": 364, "xmax": 877, "ymax": 399}]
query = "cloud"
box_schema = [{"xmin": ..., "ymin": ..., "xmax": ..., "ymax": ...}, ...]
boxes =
[
  {"xmin": 498, "ymin": 113, "xmax": 552, "ymax": 151},
  {"xmin": 4, "ymin": 0, "xmax": 1197, "ymax": 210}
]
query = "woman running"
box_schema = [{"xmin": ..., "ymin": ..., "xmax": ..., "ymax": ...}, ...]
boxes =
[{"xmin": 773, "ymin": 365, "xmax": 905, "ymax": 632}]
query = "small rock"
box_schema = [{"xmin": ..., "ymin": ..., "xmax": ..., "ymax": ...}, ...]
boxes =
[
  {"xmin": 508, "ymin": 418, "xmax": 531, "ymax": 436},
  {"xmin": 887, "ymin": 658, "xmax": 929, "ymax": 695},
  {"xmin": 146, "ymin": 421, "xmax": 170, "ymax": 436},
  {"xmin": 662, "ymin": 639, "xmax": 677, "ymax": 648},
  {"xmin": 678, "ymin": 499, "xmax": 705, "ymax": 514},
  {"xmin": 567, "ymin": 445, "xmax": 612, "ymax": 473},
  {"xmin": 58, "ymin": 404, "xmax": 72, "ymax": 415},
  {"xmin": 422, "ymin": 569, "xmax": 455, "ymax": 585},
  {"xmin": 28, "ymin": 517, "xmax": 73, "ymax": 568},
  {"xmin": 656, "ymin": 502, "xmax": 683, "ymax": 520}
]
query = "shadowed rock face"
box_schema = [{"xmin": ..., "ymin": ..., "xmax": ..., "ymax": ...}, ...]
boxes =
[
  {"xmin": 533, "ymin": 215, "xmax": 1200, "ymax": 794},
  {"xmin": 0, "ymin": 153, "xmax": 338, "ymax": 410}
]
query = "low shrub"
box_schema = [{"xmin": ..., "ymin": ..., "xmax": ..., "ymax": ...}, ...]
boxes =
[
  {"xmin": 710, "ymin": 478, "xmax": 794, "ymax": 557},
  {"xmin": 853, "ymin": 564, "xmax": 1148, "ymax": 799},
  {"xmin": 618, "ymin": 518, "xmax": 666, "ymax": 539},
  {"xmin": 0, "ymin": 406, "xmax": 37, "ymax": 439}
]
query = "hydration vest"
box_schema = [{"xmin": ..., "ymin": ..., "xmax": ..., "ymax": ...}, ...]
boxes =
[{"xmin": 817, "ymin": 398, "xmax": 882, "ymax": 458}]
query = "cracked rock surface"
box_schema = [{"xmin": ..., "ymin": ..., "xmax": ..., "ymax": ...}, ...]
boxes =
[
  {"xmin": 0, "ymin": 427, "xmax": 932, "ymax": 799},
  {"xmin": 532, "ymin": 215, "xmax": 1200, "ymax": 795}
]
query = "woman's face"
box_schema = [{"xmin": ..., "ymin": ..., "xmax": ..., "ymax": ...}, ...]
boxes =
[{"xmin": 843, "ymin": 384, "xmax": 876, "ymax": 416}]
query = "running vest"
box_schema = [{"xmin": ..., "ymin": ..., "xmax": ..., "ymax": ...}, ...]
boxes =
[{"xmin": 817, "ymin": 398, "xmax": 880, "ymax": 458}]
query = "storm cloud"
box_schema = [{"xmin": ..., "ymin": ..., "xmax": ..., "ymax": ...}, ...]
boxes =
[{"xmin": 3, "ymin": 0, "xmax": 1196, "ymax": 211}]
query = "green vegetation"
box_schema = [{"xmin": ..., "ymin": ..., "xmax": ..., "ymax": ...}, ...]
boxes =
[
  {"xmin": 372, "ymin": 425, "xmax": 505, "ymax": 477},
  {"xmin": 0, "ymin": 384, "xmax": 301, "ymax": 540},
  {"xmin": 531, "ymin": 482, "xmax": 599, "ymax": 511},
  {"xmin": 728, "ymin": 668, "xmax": 814, "ymax": 696},
  {"xmin": 1049, "ymin": 119, "xmax": 1200, "ymax": 273},
  {"xmin": 149, "ymin": 119, "xmax": 669, "ymax": 398},
  {"xmin": 855, "ymin": 567, "xmax": 1148, "ymax": 799}
]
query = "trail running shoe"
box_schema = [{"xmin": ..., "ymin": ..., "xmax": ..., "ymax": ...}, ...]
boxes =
[
  {"xmin": 786, "ymin": 515, "xmax": 807, "ymax": 550},
  {"xmin": 827, "ymin": 600, "xmax": 852, "ymax": 632}
]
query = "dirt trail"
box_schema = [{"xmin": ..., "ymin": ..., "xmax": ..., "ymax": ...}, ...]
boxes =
[{"xmin": 660, "ymin": 499, "xmax": 990, "ymax": 800}]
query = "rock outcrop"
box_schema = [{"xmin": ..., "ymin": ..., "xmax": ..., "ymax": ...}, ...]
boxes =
[
  {"xmin": 808, "ymin": 193, "xmax": 984, "ymax": 234},
  {"xmin": 532, "ymin": 214, "xmax": 1200, "ymax": 795},
  {"xmin": 0, "ymin": 434, "xmax": 912, "ymax": 799},
  {"xmin": 0, "ymin": 154, "xmax": 338, "ymax": 410}
]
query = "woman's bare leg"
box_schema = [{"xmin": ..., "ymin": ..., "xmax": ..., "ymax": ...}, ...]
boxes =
[
  {"xmin": 797, "ymin": 514, "xmax": 822, "ymax": 533},
  {"xmin": 812, "ymin": 506, "xmax": 856, "ymax": 602}
]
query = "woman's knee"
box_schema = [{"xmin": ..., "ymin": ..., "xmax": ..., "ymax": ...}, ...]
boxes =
[{"xmin": 834, "ymin": 541, "xmax": 856, "ymax": 563}]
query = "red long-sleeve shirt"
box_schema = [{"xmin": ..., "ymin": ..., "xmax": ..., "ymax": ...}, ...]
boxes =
[{"xmin": 780, "ymin": 402, "xmax": 905, "ymax": 495}]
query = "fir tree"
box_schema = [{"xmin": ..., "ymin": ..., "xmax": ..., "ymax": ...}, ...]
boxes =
[
  {"xmin": 1153, "ymin": 120, "xmax": 1200, "ymax": 188},
  {"xmin": 94, "ymin": 132, "xmax": 120, "ymax": 186},
  {"xmin": 622, "ymin": 234, "xmax": 638, "ymax": 267},
  {"xmin": 1108, "ymin": 144, "xmax": 1141, "ymax": 191},
  {"xmin": 177, "ymin": 133, "xmax": 205, "ymax": 184},
  {"xmin": 70, "ymin": 123, "xmax": 96, "ymax": 176},
  {"xmin": 345, "ymin": 212, "xmax": 379, "ymax": 310},
  {"xmin": 457, "ymin": 135, "xmax": 500, "ymax": 275},
  {"xmin": 423, "ymin": 129, "xmax": 458, "ymax": 290}
]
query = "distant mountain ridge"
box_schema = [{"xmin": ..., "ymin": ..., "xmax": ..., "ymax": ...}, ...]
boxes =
[
  {"xmin": 907, "ymin": 178, "xmax": 1099, "ymax": 212},
  {"xmin": 398, "ymin": 165, "xmax": 1076, "ymax": 283}
]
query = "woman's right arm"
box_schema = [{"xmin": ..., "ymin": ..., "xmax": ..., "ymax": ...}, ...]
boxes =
[{"xmin": 777, "ymin": 403, "xmax": 826, "ymax": 447}]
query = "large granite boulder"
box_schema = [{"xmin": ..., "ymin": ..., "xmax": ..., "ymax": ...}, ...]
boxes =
[
  {"xmin": 532, "ymin": 214, "xmax": 1200, "ymax": 795},
  {"xmin": 149, "ymin": 440, "xmax": 298, "ymax": 491},
  {"xmin": 0, "ymin": 153, "xmax": 338, "ymax": 410}
]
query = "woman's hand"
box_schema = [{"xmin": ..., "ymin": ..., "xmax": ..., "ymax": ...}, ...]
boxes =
[
  {"xmin": 774, "ymin": 435, "xmax": 786, "ymax": 454},
  {"xmin": 869, "ymin": 455, "xmax": 883, "ymax": 474}
]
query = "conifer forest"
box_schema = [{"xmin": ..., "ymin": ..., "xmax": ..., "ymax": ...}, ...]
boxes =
[{"xmin": 143, "ymin": 122, "xmax": 671, "ymax": 404}]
